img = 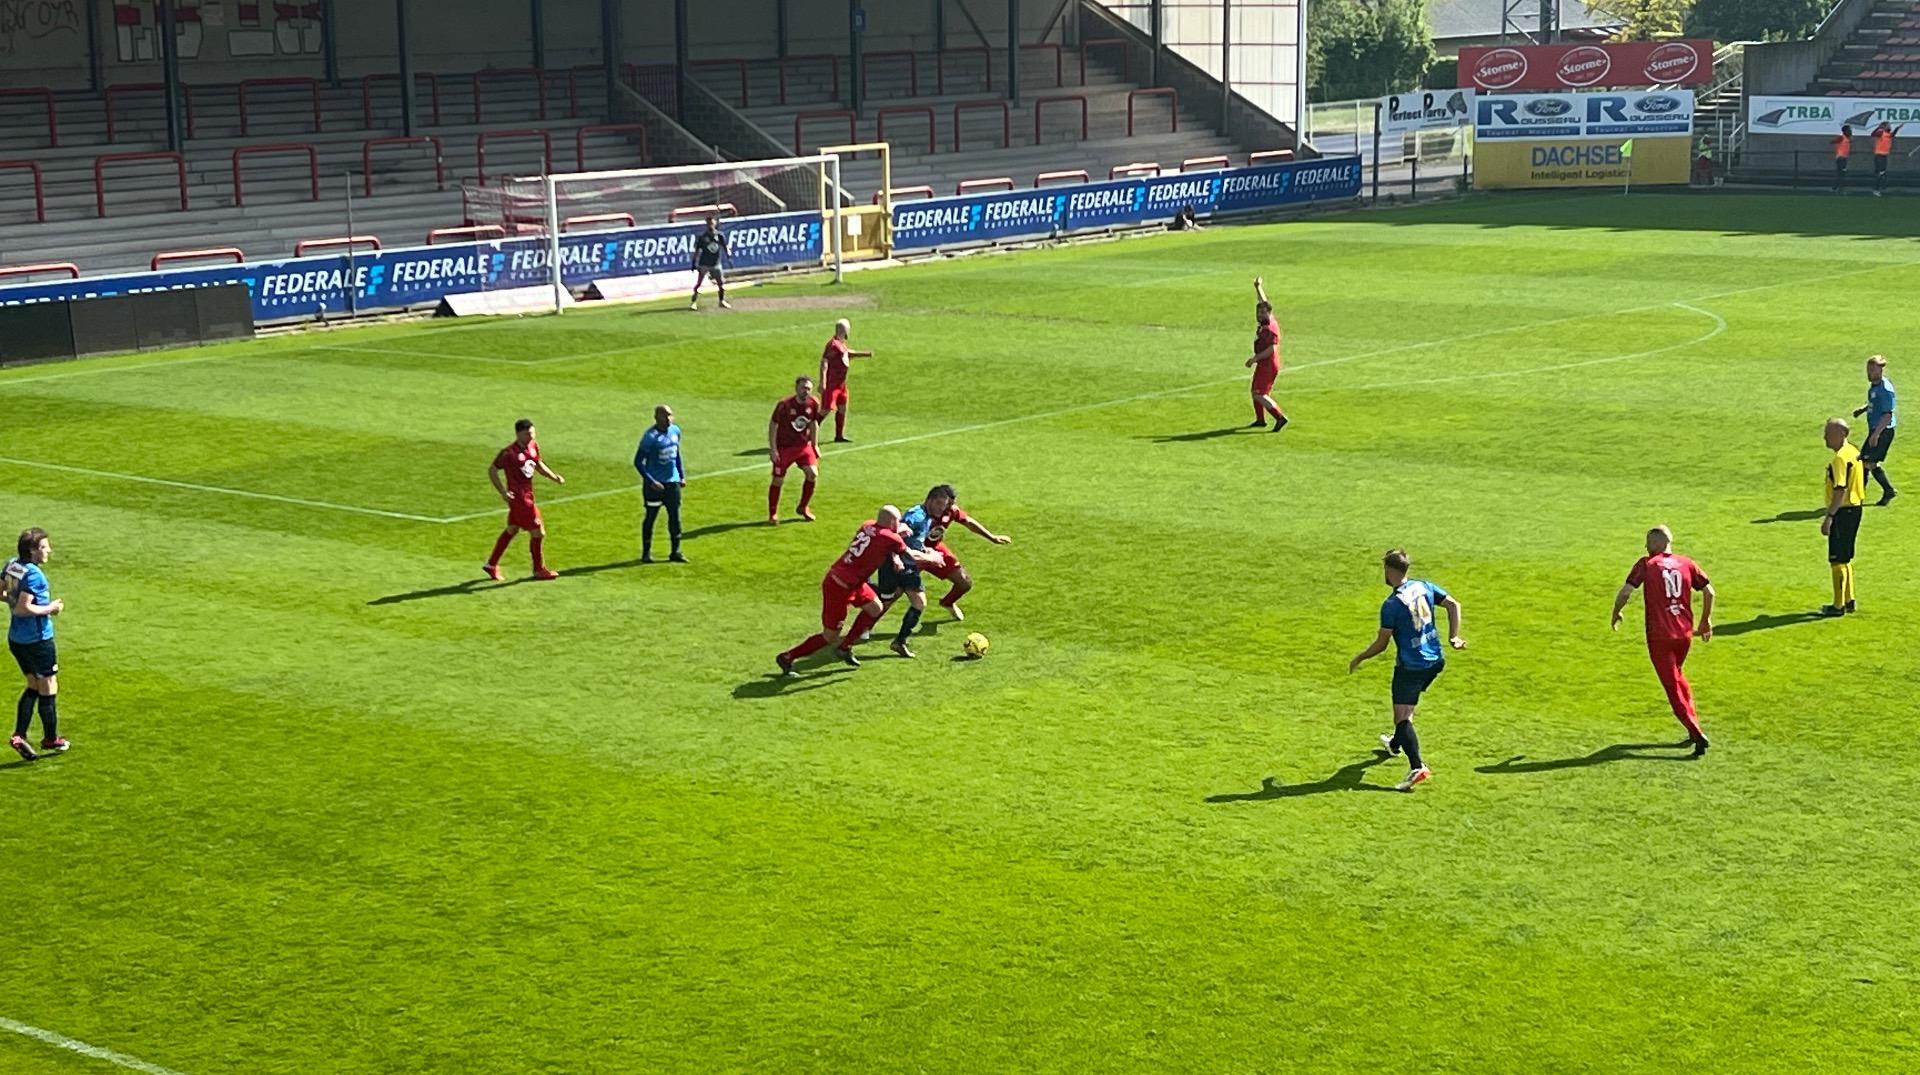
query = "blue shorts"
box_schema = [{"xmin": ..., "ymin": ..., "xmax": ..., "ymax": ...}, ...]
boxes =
[
  {"xmin": 876, "ymin": 559, "xmax": 923, "ymax": 599},
  {"xmin": 1391, "ymin": 660, "xmax": 1444, "ymax": 706}
]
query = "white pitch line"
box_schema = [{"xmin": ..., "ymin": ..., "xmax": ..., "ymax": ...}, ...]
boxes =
[
  {"xmin": 0, "ymin": 459, "xmax": 450, "ymax": 523},
  {"xmin": 0, "ymin": 1016, "xmax": 190, "ymax": 1075},
  {"xmin": 310, "ymin": 322, "xmax": 810, "ymax": 367}
]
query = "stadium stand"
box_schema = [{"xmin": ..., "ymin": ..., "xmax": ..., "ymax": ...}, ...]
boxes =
[{"xmin": 0, "ymin": 73, "xmax": 652, "ymax": 277}]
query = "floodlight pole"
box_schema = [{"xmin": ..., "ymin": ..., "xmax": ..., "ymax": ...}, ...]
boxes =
[
  {"xmin": 158, "ymin": 0, "xmax": 183, "ymax": 152},
  {"xmin": 1007, "ymin": 0, "xmax": 1021, "ymax": 106},
  {"xmin": 1220, "ymin": 0, "xmax": 1231, "ymax": 137},
  {"xmin": 673, "ymin": 0, "xmax": 690, "ymax": 124},
  {"xmin": 396, "ymin": 0, "xmax": 416, "ymax": 135},
  {"xmin": 1293, "ymin": 0, "xmax": 1308, "ymax": 151},
  {"xmin": 530, "ymin": 0, "xmax": 547, "ymax": 69}
]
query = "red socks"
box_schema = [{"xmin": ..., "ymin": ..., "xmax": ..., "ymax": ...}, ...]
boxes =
[
  {"xmin": 487, "ymin": 530, "xmax": 514, "ymax": 566},
  {"xmin": 798, "ymin": 480, "xmax": 816, "ymax": 513},
  {"xmin": 1252, "ymin": 398, "xmax": 1265, "ymax": 423},
  {"xmin": 768, "ymin": 483, "xmax": 782, "ymax": 516},
  {"xmin": 834, "ymin": 409, "xmax": 847, "ymax": 439},
  {"xmin": 784, "ymin": 634, "xmax": 830, "ymax": 661},
  {"xmin": 938, "ymin": 589, "xmax": 960, "ymax": 609},
  {"xmin": 529, "ymin": 536, "xmax": 545, "ymax": 571},
  {"xmin": 841, "ymin": 608, "xmax": 880, "ymax": 648}
]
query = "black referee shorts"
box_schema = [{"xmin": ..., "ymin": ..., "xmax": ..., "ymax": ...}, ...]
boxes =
[
  {"xmin": 1862, "ymin": 427, "xmax": 1896, "ymax": 467},
  {"xmin": 1828, "ymin": 505, "xmax": 1863, "ymax": 563}
]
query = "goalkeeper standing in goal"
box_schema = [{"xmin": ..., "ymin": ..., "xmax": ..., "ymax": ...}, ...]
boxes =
[{"xmin": 690, "ymin": 216, "xmax": 731, "ymax": 311}]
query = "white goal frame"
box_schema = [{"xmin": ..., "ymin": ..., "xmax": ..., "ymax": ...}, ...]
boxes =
[{"xmin": 539, "ymin": 152, "xmax": 846, "ymax": 313}]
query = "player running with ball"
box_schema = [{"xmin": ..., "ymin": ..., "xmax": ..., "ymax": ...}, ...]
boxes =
[
  {"xmin": 776, "ymin": 506, "xmax": 945, "ymax": 675},
  {"xmin": 1246, "ymin": 276, "xmax": 1288, "ymax": 432}
]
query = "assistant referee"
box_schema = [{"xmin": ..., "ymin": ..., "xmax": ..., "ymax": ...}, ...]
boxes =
[{"xmin": 1821, "ymin": 417, "xmax": 1867, "ymax": 616}]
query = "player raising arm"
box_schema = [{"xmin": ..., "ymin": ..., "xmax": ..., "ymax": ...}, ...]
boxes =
[
  {"xmin": 820, "ymin": 318, "xmax": 874, "ymax": 443},
  {"xmin": 1349, "ymin": 549, "xmax": 1463, "ymax": 792},
  {"xmin": 908, "ymin": 484, "xmax": 1011, "ymax": 622},
  {"xmin": 1245, "ymin": 277, "xmax": 1288, "ymax": 432},
  {"xmin": 1611, "ymin": 525, "xmax": 1713, "ymax": 756},
  {"xmin": 485, "ymin": 418, "xmax": 564, "ymax": 581}
]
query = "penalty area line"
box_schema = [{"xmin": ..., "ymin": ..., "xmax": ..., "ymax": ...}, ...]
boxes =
[{"xmin": 0, "ymin": 1016, "xmax": 191, "ymax": 1075}]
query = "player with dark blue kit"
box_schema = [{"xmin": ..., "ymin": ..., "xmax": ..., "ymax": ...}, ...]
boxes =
[
  {"xmin": 6, "ymin": 527, "xmax": 68, "ymax": 762},
  {"xmin": 1348, "ymin": 548, "xmax": 1465, "ymax": 792}
]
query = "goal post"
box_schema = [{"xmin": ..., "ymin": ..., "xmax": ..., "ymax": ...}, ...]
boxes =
[{"xmin": 466, "ymin": 153, "xmax": 850, "ymax": 314}]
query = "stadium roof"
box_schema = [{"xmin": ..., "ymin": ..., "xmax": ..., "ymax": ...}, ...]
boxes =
[{"xmin": 1428, "ymin": 0, "xmax": 1619, "ymax": 44}]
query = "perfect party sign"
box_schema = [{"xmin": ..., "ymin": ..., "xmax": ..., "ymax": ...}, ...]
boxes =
[
  {"xmin": 0, "ymin": 212, "xmax": 823, "ymax": 323},
  {"xmin": 890, "ymin": 157, "xmax": 1363, "ymax": 251}
]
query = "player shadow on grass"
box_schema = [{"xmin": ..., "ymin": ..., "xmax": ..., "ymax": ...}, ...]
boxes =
[
  {"xmin": 1751, "ymin": 508, "xmax": 1827, "ymax": 524},
  {"xmin": 1714, "ymin": 611, "xmax": 1828, "ymax": 637},
  {"xmin": 1143, "ymin": 426, "xmax": 1260, "ymax": 444},
  {"xmin": 1206, "ymin": 751, "xmax": 1400, "ymax": 802},
  {"xmin": 732, "ymin": 665, "xmax": 856, "ymax": 698},
  {"xmin": 678, "ymin": 520, "xmax": 780, "ymax": 540},
  {"xmin": 1475, "ymin": 742, "xmax": 1696, "ymax": 775},
  {"xmin": 366, "ymin": 559, "xmax": 648, "ymax": 605}
]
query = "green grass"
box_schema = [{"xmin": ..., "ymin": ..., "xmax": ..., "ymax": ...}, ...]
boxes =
[{"xmin": 4, "ymin": 191, "xmax": 1918, "ymax": 1073}]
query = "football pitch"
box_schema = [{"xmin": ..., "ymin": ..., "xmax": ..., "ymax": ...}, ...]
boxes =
[{"xmin": 5, "ymin": 191, "xmax": 1918, "ymax": 1073}]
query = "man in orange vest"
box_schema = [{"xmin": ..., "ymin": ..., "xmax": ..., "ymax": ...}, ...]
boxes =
[
  {"xmin": 1833, "ymin": 125, "xmax": 1853, "ymax": 193},
  {"xmin": 1872, "ymin": 120, "xmax": 1903, "ymax": 195}
]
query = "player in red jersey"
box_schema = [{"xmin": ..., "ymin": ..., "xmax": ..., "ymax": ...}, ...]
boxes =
[
  {"xmin": 819, "ymin": 318, "xmax": 874, "ymax": 443},
  {"xmin": 485, "ymin": 417, "xmax": 565, "ymax": 581},
  {"xmin": 1245, "ymin": 276, "xmax": 1288, "ymax": 431},
  {"xmin": 776, "ymin": 505, "xmax": 943, "ymax": 675},
  {"xmin": 767, "ymin": 375, "xmax": 824, "ymax": 524},
  {"xmin": 1611, "ymin": 525, "xmax": 1715, "ymax": 756}
]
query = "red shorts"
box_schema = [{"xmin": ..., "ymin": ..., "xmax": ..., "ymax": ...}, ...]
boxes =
[
  {"xmin": 507, "ymin": 498, "xmax": 542, "ymax": 530},
  {"xmin": 820, "ymin": 574, "xmax": 877, "ymax": 631},
  {"xmin": 772, "ymin": 442, "xmax": 819, "ymax": 477},
  {"xmin": 922, "ymin": 542, "xmax": 963, "ymax": 580},
  {"xmin": 821, "ymin": 384, "xmax": 848, "ymax": 410},
  {"xmin": 1251, "ymin": 366, "xmax": 1278, "ymax": 396}
]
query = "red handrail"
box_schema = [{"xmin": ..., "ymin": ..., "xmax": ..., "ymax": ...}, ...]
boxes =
[
  {"xmin": 294, "ymin": 236, "xmax": 382, "ymax": 257},
  {"xmin": 1080, "ymin": 39, "xmax": 1130, "ymax": 84},
  {"xmin": 1248, "ymin": 149, "xmax": 1296, "ymax": 165},
  {"xmin": 0, "ymin": 161, "xmax": 46, "ymax": 223},
  {"xmin": 575, "ymin": 123, "xmax": 650, "ymax": 170},
  {"xmin": 1181, "ymin": 154, "xmax": 1231, "ymax": 172},
  {"xmin": 105, "ymin": 82, "xmax": 195, "ymax": 142},
  {"xmin": 777, "ymin": 53, "xmax": 841, "ymax": 104},
  {"xmin": 956, "ymin": 176, "xmax": 1014, "ymax": 195},
  {"xmin": 1109, "ymin": 161, "xmax": 1161, "ymax": 179},
  {"xmin": 94, "ymin": 151, "xmax": 187, "ymax": 217},
  {"xmin": 473, "ymin": 67, "xmax": 548, "ymax": 123},
  {"xmin": 1033, "ymin": 95, "xmax": 1088, "ymax": 144},
  {"xmin": 876, "ymin": 106, "xmax": 936, "ymax": 154},
  {"xmin": 0, "ymin": 88, "xmax": 58, "ymax": 147},
  {"xmin": 1021, "ymin": 43, "xmax": 1064, "ymax": 88},
  {"xmin": 475, "ymin": 129, "xmax": 553, "ymax": 187},
  {"xmin": 363, "ymin": 136, "xmax": 445, "ymax": 196},
  {"xmin": 361, "ymin": 72, "xmax": 443, "ymax": 127},
  {"xmin": 239, "ymin": 76, "xmax": 321, "ymax": 136},
  {"xmin": 691, "ymin": 58, "xmax": 750, "ymax": 106},
  {"xmin": 936, "ymin": 47, "xmax": 992, "ymax": 94},
  {"xmin": 428, "ymin": 224, "xmax": 506, "ymax": 245},
  {"xmin": 863, "ymin": 50, "xmax": 920, "ymax": 97},
  {"xmin": 151, "ymin": 247, "xmax": 244, "ymax": 271},
  {"xmin": 566, "ymin": 63, "xmax": 601, "ymax": 117},
  {"xmin": 793, "ymin": 110, "xmax": 855, "ymax": 154},
  {"xmin": 1127, "ymin": 87, "xmax": 1178, "ymax": 136},
  {"xmin": 669, "ymin": 202, "xmax": 738, "ymax": 222},
  {"xmin": 872, "ymin": 185, "xmax": 935, "ymax": 203},
  {"xmin": 1035, "ymin": 169, "xmax": 1089, "ymax": 187},
  {"xmin": 953, "ymin": 99, "xmax": 1010, "ymax": 152},
  {"xmin": 0, "ymin": 263, "xmax": 78, "ymax": 282},
  {"xmin": 232, "ymin": 143, "xmax": 319, "ymax": 207},
  {"xmin": 563, "ymin": 212, "xmax": 636, "ymax": 232}
]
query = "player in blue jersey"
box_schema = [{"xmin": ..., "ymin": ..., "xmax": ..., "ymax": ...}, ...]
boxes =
[
  {"xmin": 870, "ymin": 484, "xmax": 1012, "ymax": 657},
  {"xmin": 1348, "ymin": 548, "xmax": 1464, "ymax": 792},
  {"xmin": 1854, "ymin": 354, "xmax": 1897, "ymax": 505},
  {"xmin": 5, "ymin": 528, "xmax": 68, "ymax": 761}
]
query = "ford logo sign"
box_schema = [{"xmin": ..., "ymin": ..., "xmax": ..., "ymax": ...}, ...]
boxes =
[
  {"xmin": 1636, "ymin": 95, "xmax": 1681, "ymax": 114},
  {"xmin": 1524, "ymin": 99, "xmax": 1574, "ymax": 118}
]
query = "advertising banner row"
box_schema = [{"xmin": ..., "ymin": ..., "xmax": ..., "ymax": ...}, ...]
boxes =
[
  {"xmin": 1746, "ymin": 95, "xmax": 1920, "ymax": 134},
  {"xmin": 0, "ymin": 158, "xmax": 1363, "ymax": 325},
  {"xmin": 1475, "ymin": 90, "xmax": 1696, "ymax": 140},
  {"xmin": 1458, "ymin": 40, "xmax": 1714, "ymax": 91},
  {"xmin": 1470, "ymin": 89, "xmax": 1694, "ymax": 188},
  {"xmin": 889, "ymin": 157, "xmax": 1364, "ymax": 250},
  {"xmin": 1475, "ymin": 137, "xmax": 1692, "ymax": 189}
]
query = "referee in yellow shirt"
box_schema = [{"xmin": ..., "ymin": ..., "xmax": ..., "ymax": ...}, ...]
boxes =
[{"xmin": 1821, "ymin": 417, "xmax": 1867, "ymax": 616}]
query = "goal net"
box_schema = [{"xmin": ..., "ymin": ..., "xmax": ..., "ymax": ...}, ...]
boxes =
[{"xmin": 460, "ymin": 153, "xmax": 847, "ymax": 313}]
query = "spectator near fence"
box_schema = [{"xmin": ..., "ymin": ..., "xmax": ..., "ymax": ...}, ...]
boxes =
[{"xmin": 1833, "ymin": 125, "xmax": 1853, "ymax": 193}]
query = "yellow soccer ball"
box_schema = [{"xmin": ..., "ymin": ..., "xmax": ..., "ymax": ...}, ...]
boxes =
[{"xmin": 963, "ymin": 632, "xmax": 990, "ymax": 658}]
